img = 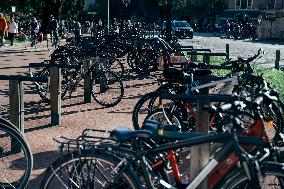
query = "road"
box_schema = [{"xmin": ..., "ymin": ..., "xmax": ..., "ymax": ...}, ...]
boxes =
[{"xmin": 180, "ymin": 32, "xmax": 284, "ymax": 69}]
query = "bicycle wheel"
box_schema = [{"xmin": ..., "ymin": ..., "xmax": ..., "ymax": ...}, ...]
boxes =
[
  {"xmin": 40, "ymin": 150, "xmax": 141, "ymax": 189},
  {"xmin": 0, "ymin": 123, "xmax": 33, "ymax": 189},
  {"xmin": 132, "ymin": 91, "xmax": 163, "ymax": 130},
  {"xmin": 92, "ymin": 71, "xmax": 124, "ymax": 107},
  {"xmin": 0, "ymin": 118, "xmax": 22, "ymax": 135},
  {"xmin": 145, "ymin": 108, "xmax": 184, "ymax": 129},
  {"xmin": 132, "ymin": 90, "xmax": 179, "ymax": 130},
  {"xmin": 107, "ymin": 58, "xmax": 125, "ymax": 78},
  {"xmin": 218, "ymin": 161, "xmax": 284, "ymax": 189},
  {"xmin": 34, "ymin": 68, "xmax": 50, "ymax": 102}
]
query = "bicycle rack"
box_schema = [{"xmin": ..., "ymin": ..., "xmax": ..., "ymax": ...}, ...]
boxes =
[
  {"xmin": 0, "ymin": 75, "xmax": 49, "ymax": 134},
  {"xmin": 29, "ymin": 59, "xmax": 94, "ymax": 125}
]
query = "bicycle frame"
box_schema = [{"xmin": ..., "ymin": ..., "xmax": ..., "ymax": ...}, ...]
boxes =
[
  {"xmin": 99, "ymin": 129, "xmax": 264, "ymax": 189},
  {"xmin": 156, "ymin": 96, "xmax": 274, "ymax": 188}
]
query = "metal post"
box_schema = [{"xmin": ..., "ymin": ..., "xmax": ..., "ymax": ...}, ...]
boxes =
[
  {"xmin": 46, "ymin": 34, "xmax": 49, "ymax": 48},
  {"xmin": 84, "ymin": 59, "xmax": 93, "ymax": 103},
  {"xmin": 190, "ymin": 79, "xmax": 209, "ymax": 189},
  {"xmin": 50, "ymin": 67, "xmax": 61, "ymax": 125},
  {"xmin": 275, "ymin": 50, "xmax": 280, "ymax": 70},
  {"xmin": 107, "ymin": 0, "xmax": 110, "ymax": 34},
  {"xmin": 165, "ymin": 0, "xmax": 172, "ymax": 42},
  {"xmin": 226, "ymin": 44, "xmax": 229, "ymax": 60}
]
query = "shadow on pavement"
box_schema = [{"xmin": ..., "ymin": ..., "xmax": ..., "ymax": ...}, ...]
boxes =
[{"xmin": 27, "ymin": 150, "xmax": 61, "ymax": 189}]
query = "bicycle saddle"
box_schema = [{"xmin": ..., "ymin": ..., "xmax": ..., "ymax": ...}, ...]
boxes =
[
  {"xmin": 110, "ymin": 127, "xmax": 153, "ymax": 142},
  {"xmin": 142, "ymin": 119, "xmax": 181, "ymax": 133}
]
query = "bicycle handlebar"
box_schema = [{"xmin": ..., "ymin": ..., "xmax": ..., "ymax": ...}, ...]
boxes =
[{"xmin": 220, "ymin": 48, "xmax": 264, "ymax": 68}]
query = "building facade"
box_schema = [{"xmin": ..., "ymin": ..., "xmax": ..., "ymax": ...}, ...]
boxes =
[
  {"xmin": 227, "ymin": 0, "xmax": 284, "ymax": 10},
  {"xmin": 226, "ymin": 0, "xmax": 284, "ymax": 39}
]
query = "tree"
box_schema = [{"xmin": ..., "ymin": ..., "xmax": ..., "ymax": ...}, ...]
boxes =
[{"xmin": 40, "ymin": 0, "xmax": 85, "ymax": 33}]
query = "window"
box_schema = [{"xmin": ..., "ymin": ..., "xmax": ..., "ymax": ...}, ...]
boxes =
[
  {"xmin": 235, "ymin": 0, "xmax": 241, "ymax": 9},
  {"xmin": 241, "ymin": 0, "xmax": 247, "ymax": 9},
  {"xmin": 247, "ymin": 0, "xmax": 253, "ymax": 9}
]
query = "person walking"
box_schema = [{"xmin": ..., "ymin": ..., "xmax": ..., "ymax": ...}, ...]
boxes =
[
  {"xmin": 8, "ymin": 17, "xmax": 18, "ymax": 46},
  {"xmin": 30, "ymin": 17, "xmax": 39, "ymax": 47},
  {"xmin": 0, "ymin": 13, "xmax": 8, "ymax": 47},
  {"xmin": 48, "ymin": 15, "xmax": 59, "ymax": 46},
  {"xmin": 74, "ymin": 21, "xmax": 81, "ymax": 40}
]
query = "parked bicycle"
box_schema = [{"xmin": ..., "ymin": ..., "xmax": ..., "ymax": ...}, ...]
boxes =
[
  {"xmin": 30, "ymin": 56, "xmax": 124, "ymax": 107},
  {"xmin": 131, "ymin": 48, "xmax": 284, "ymax": 134},
  {"xmin": 40, "ymin": 96, "xmax": 284, "ymax": 188}
]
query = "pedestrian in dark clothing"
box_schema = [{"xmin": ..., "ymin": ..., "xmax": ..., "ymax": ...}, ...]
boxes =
[
  {"xmin": 30, "ymin": 17, "xmax": 39, "ymax": 47},
  {"xmin": 74, "ymin": 21, "xmax": 81, "ymax": 40},
  {"xmin": 48, "ymin": 15, "xmax": 59, "ymax": 46}
]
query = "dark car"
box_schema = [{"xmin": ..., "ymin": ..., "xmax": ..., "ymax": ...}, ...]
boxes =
[{"xmin": 161, "ymin": 20, "xmax": 194, "ymax": 39}]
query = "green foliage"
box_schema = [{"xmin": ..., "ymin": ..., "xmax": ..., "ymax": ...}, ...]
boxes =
[
  {"xmin": 253, "ymin": 66, "xmax": 284, "ymax": 101},
  {"xmin": 209, "ymin": 57, "xmax": 284, "ymax": 100},
  {"xmin": 210, "ymin": 57, "xmax": 230, "ymax": 77}
]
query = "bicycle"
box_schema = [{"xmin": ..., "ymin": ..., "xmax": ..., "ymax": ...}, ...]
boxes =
[
  {"xmin": 21, "ymin": 29, "xmax": 42, "ymax": 49},
  {"xmin": 40, "ymin": 109, "xmax": 284, "ymax": 189},
  {"xmin": 30, "ymin": 57, "xmax": 124, "ymax": 107},
  {"xmin": 0, "ymin": 118, "xmax": 33, "ymax": 189},
  {"xmin": 132, "ymin": 48, "xmax": 284, "ymax": 133}
]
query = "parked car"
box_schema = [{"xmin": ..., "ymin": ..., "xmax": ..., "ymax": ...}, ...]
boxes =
[{"xmin": 161, "ymin": 20, "xmax": 194, "ymax": 39}]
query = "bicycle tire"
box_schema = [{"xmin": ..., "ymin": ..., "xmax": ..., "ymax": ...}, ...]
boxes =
[
  {"xmin": 40, "ymin": 149, "xmax": 141, "ymax": 189},
  {"xmin": 34, "ymin": 67, "xmax": 76, "ymax": 102},
  {"xmin": 0, "ymin": 123, "xmax": 33, "ymax": 189},
  {"xmin": 145, "ymin": 108, "xmax": 184, "ymax": 129},
  {"xmin": 132, "ymin": 91, "xmax": 164, "ymax": 130},
  {"xmin": 107, "ymin": 58, "xmax": 125, "ymax": 78},
  {"xmin": 262, "ymin": 101, "xmax": 284, "ymax": 146},
  {"xmin": 91, "ymin": 71, "xmax": 124, "ymax": 107},
  {"xmin": 34, "ymin": 68, "xmax": 50, "ymax": 102},
  {"xmin": 217, "ymin": 161, "xmax": 284, "ymax": 189},
  {"xmin": 127, "ymin": 50, "xmax": 137, "ymax": 70},
  {"xmin": 0, "ymin": 118, "xmax": 23, "ymax": 135},
  {"xmin": 132, "ymin": 89, "xmax": 186, "ymax": 130}
]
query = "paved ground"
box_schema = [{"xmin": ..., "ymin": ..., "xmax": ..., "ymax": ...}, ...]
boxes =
[
  {"xmin": 180, "ymin": 32, "xmax": 284, "ymax": 69},
  {"xmin": 0, "ymin": 33, "xmax": 283, "ymax": 188}
]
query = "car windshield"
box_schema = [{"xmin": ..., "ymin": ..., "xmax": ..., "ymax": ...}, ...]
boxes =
[{"xmin": 174, "ymin": 22, "xmax": 190, "ymax": 27}]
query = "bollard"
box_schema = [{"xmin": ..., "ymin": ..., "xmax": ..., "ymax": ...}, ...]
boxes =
[
  {"xmin": 190, "ymin": 79, "xmax": 209, "ymax": 189},
  {"xmin": 50, "ymin": 67, "xmax": 61, "ymax": 125},
  {"xmin": 84, "ymin": 59, "xmax": 93, "ymax": 103},
  {"xmin": 9, "ymin": 80, "xmax": 24, "ymax": 133},
  {"xmin": 9, "ymin": 80, "xmax": 24, "ymax": 152},
  {"xmin": 226, "ymin": 44, "xmax": 229, "ymax": 60},
  {"xmin": 203, "ymin": 54, "xmax": 210, "ymax": 65},
  {"xmin": 275, "ymin": 50, "xmax": 280, "ymax": 70},
  {"xmin": 192, "ymin": 50, "xmax": 197, "ymax": 62}
]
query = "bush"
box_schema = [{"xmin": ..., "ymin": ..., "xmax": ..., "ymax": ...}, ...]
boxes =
[
  {"xmin": 210, "ymin": 57, "xmax": 284, "ymax": 101},
  {"xmin": 253, "ymin": 66, "xmax": 284, "ymax": 101}
]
